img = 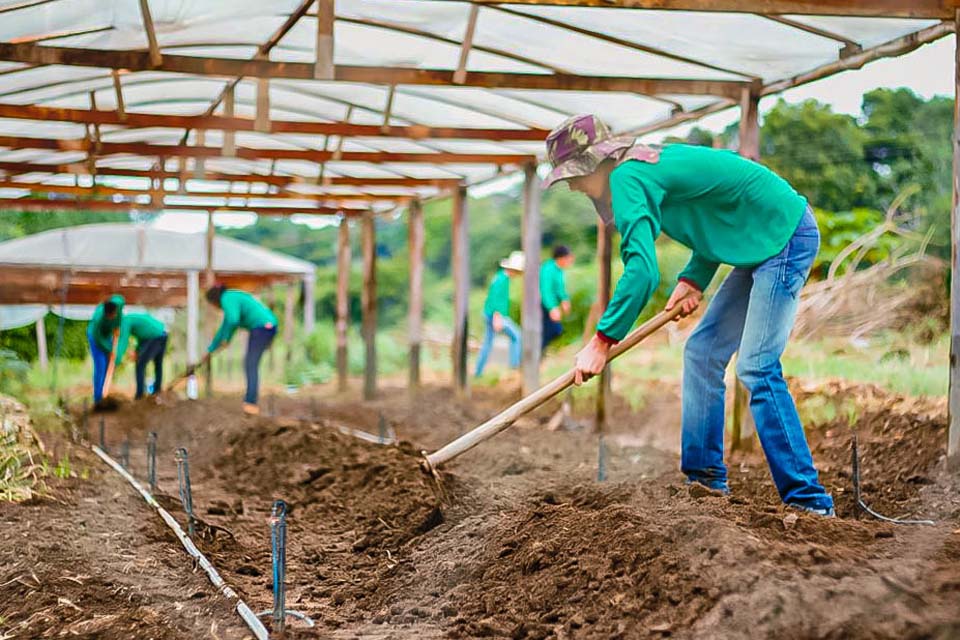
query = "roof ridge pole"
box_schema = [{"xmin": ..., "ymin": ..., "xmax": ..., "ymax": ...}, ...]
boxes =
[
  {"xmin": 520, "ymin": 162, "xmax": 542, "ymax": 396},
  {"xmin": 314, "ymin": 0, "xmax": 335, "ymax": 80},
  {"xmin": 381, "ymin": 86, "xmax": 395, "ymax": 133},
  {"xmin": 949, "ymin": 8, "xmax": 960, "ymax": 467},
  {"xmin": 138, "ymin": 0, "xmax": 163, "ymax": 68},
  {"xmin": 453, "ymin": 4, "xmax": 480, "ymax": 85}
]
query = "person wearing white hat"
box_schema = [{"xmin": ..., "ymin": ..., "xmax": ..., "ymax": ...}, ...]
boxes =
[{"xmin": 475, "ymin": 251, "xmax": 524, "ymax": 377}]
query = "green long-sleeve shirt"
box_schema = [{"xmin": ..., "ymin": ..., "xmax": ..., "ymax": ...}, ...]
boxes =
[
  {"xmin": 540, "ymin": 259, "xmax": 569, "ymax": 312},
  {"xmin": 86, "ymin": 294, "xmax": 125, "ymax": 354},
  {"xmin": 597, "ymin": 144, "xmax": 807, "ymax": 342},
  {"xmin": 483, "ymin": 269, "xmax": 510, "ymax": 318},
  {"xmin": 115, "ymin": 313, "xmax": 166, "ymax": 364},
  {"xmin": 208, "ymin": 289, "xmax": 278, "ymax": 352}
]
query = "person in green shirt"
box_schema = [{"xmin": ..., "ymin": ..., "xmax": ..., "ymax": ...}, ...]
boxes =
[
  {"xmin": 542, "ymin": 114, "xmax": 833, "ymax": 517},
  {"xmin": 86, "ymin": 294, "xmax": 124, "ymax": 403},
  {"xmin": 114, "ymin": 312, "xmax": 168, "ymax": 399},
  {"xmin": 201, "ymin": 285, "xmax": 278, "ymax": 415},
  {"xmin": 475, "ymin": 251, "xmax": 524, "ymax": 377},
  {"xmin": 540, "ymin": 245, "xmax": 574, "ymax": 352}
]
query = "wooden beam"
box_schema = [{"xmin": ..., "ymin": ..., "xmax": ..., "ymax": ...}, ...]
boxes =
[
  {"xmin": 255, "ymin": 60, "xmax": 271, "ymax": 133},
  {"xmin": 465, "ymin": 0, "xmax": 958, "ymax": 19},
  {"xmin": 302, "ymin": 272, "xmax": 315, "ymax": 333},
  {"xmin": 361, "ymin": 210, "xmax": 377, "ymax": 401},
  {"xmin": 0, "ymin": 197, "xmax": 354, "ymax": 216},
  {"xmin": 203, "ymin": 211, "xmax": 215, "ymax": 397},
  {"xmin": 336, "ymin": 216, "xmax": 350, "ymax": 392},
  {"xmin": 0, "ymin": 102, "xmax": 550, "ymax": 141},
  {"xmin": 187, "ymin": 270, "xmax": 199, "ymax": 364},
  {"xmin": 110, "ymin": 70, "xmax": 126, "ymax": 121},
  {"xmin": 315, "ymin": 0, "xmax": 335, "ymax": 80},
  {"xmin": 737, "ymin": 85, "xmax": 760, "ymax": 161},
  {"xmin": 408, "ymin": 199, "xmax": 424, "ymax": 389},
  {"xmin": 0, "ymin": 134, "xmax": 537, "ymax": 165},
  {"xmin": 950, "ymin": 8, "xmax": 960, "ymax": 465},
  {"xmin": 0, "ymin": 44, "xmax": 748, "ymax": 97},
  {"xmin": 137, "ymin": 0, "xmax": 163, "ymax": 68},
  {"xmin": 451, "ymin": 185, "xmax": 470, "ymax": 395},
  {"xmin": 0, "ymin": 159, "xmax": 459, "ymax": 187},
  {"xmin": 222, "ymin": 85, "xmax": 236, "ymax": 157},
  {"xmin": 762, "ymin": 21, "xmax": 954, "ymax": 96},
  {"xmin": 595, "ymin": 219, "xmax": 612, "ymax": 434},
  {"xmin": 284, "ymin": 284, "xmax": 296, "ymax": 348},
  {"xmin": 763, "ymin": 15, "xmax": 862, "ymax": 57},
  {"xmin": 454, "ymin": 4, "xmax": 480, "ymax": 85},
  {"xmin": 521, "ymin": 163, "xmax": 542, "ymax": 395}
]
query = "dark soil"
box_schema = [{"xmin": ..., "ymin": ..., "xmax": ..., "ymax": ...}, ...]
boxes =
[{"xmin": 5, "ymin": 379, "xmax": 959, "ymax": 639}]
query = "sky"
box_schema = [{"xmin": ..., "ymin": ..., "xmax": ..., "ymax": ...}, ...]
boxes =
[{"xmin": 152, "ymin": 37, "xmax": 956, "ymax": 234}]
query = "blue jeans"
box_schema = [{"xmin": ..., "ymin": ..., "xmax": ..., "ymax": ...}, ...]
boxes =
[
  {"xmin": 89, "ymin": 334, "xmax": 109, "ymax": 403},
  {"xmin": 244, "ymin": 326, "xmax": 276, "ymax": 404},
  {"xmin": 474, "ymin": 314, "xmax": 521, "ymax": 377},
  {"xmin": 135, "ymin": 334, "xmax": 167, "ymax": 398},
  {"xmin": 681, "ymin": 208, "xmax": 833, "ymax": 511},
  {"xmin": 541, "ymin": 304, "xmax": 564, "ymax": 352}
]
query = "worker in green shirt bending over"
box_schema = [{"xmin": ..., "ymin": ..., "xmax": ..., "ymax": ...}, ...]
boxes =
[
  {"xmin": 475, "ymin": 251, "xmax": 524, "ymax": 378},
  {"xmin": 114, "ymin": 312, "xmax": 168, "ymax": 400},
  {"xmin": 201, "ymin": 285, "xmax": 277, "ymax": 415},
  {"xmin": 542, "ymin": 115, "xmax": 833, "ymax": 517},
  {"xmin": 87, "ymin": 294, "xmax": 124, "ymax": 404},
  {"xmin": 540, "ymin": 245, "xmax": 574, "ymax": 352}
]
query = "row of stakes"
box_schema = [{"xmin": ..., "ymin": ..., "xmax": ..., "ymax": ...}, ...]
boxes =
[{"xmin": 79, "ymin": 406, "xmax": 313, "ymax": 633}]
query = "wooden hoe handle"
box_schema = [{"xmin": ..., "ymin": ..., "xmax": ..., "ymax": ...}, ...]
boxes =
[{"xmin": 423, "ymin": 308, "xmax": 681, "ymax": 471}]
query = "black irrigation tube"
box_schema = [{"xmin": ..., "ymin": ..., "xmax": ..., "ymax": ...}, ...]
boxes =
[
  {"xmin": 851, "ymin": 433, "xmax": 935, "ymax": 526},
  {"xmin": 89, "ymin": 444, "xmax": 270, "ymax": 639}
]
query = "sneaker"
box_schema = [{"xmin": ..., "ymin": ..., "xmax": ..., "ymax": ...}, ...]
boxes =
[
  {"xmin": 788, "ymin": 503, "xmax": 835, "ymax": 518},
  {"xmin": 242, "ymin": 402, "xmax": 260, "ymax": 416}
]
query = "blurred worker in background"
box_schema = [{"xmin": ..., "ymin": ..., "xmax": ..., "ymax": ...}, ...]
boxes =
[
  {"xmin": 199, "ymin": 285, "xmax": 277, "ymax": 415},
  {"xmin": 475, "ymin": 251, "xmax": 524, "ymax": 378},
  {"xmin": 114, "ymin": 312, "xmax": 168, "ymax": 400},
  {"xmin": 540, "ymin": 245, "xmax": 574, "ymax": 352},
  {"xmin": 87, "ymin": 294, "xmax": 124, "ymax": 404}
]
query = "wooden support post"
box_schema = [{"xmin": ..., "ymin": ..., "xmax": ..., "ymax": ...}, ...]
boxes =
[
  {"xmin": 303, "ymin": 272, "xmax": 315, "ymax": 334},
  {"xmin": 381, "ymin": 85, "xmax": 395, "ymax": 133},
  {"xmin": 138, "ymin": 0, "xmax": 163, "ymax": 68},
  {"xmin": 361, "ymin": 211, "xmax": 377, "ymax": 401},
  {"xmin": 453, "ymin": 4, "xmax": 480, "ymax": 85},
  {"xmin": 194, "ymin": 129, "xmax": 206, "ymax": 180},
  {"xmin": 408, "ymin": 199, "xmax": 425, "ymax": 389},
  {"xmin": 222, "ymin": 85, "xmax": 235, "ymax": 157},
  {"xmin": 314, "ymin": 0, "xmax": 335, "ymax": 80},
  {"xmin": 731, "ymin": 85, "xmax": 761, "ymax": 452},
  {"xmin": 255, "ymin": 61, "xmax": 270, "ymax": 133},
  {"xmin": 521, "ymin": 163, "xmax": 542, "ymax": 395},
  {"xmin": 595, "ymin": 219, "xmax": 612, "ymax": 433},
  {"xmin": 186, "ymin": 270, "xmax": 199, "ymax": 365},
  {"xmin": 451, "ymin": 185, "xmax": 470, "ymax": 395},
  {"xmin": 110, "ymin": 70, "xmax": 126, "ymax": 121},
  {"xmin": 949, "ymin": 10, "xmax": 960, "ymax": 466},
  {"xmin": 336, "ymin": 217, "xmax": 350, "ymax": 392},
  {"xmin": 36, "ymin": 315, "xmax": 48, "ymax": 372},
  {"xmin": 204, "ymin": 212, "xmax": 215, "ymax": 398}
]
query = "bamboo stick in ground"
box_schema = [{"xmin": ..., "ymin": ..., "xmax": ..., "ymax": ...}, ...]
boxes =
[{"xmin": 423, "ymin": 308, "xmax": 680, "ymax": 471}]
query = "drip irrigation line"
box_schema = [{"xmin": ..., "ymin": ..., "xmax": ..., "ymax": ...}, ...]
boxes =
[
  {"xmin": 851, "ymin": 433, "xmax": 935, "ymax": 526},
  {"xmin": 89, "ymin": 444, "xmax": 269, "ymax": 640}
]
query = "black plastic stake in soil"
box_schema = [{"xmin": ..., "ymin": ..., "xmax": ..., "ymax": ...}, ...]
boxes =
[
  {"xmin": 146, "ymin": 432, "xmax": 158, "ymax": 492},
  {"xmin": 175, "ymin": 447, "xmax": 196, "ymax": 537},
  {"xmin": 378, "ymin": 412, "xmax": 387, "ymax": 445},
  {"xmin": 597, "ymin": 435, "xmax": 607, "ymax": 482},
  {"xmin": 98, "ymin": 417, "xmax": 106, "ymax": 452},
  {"xmin": 120, "ymin": 436, "xmax": 130, "ymax": 469},
  {"xmin": 81, "ymin": 399, "xmax": 88, "ymax": 441},
  {"xmin": 257, "ymin": 500, "xmax": 314, "ymax": 632}
]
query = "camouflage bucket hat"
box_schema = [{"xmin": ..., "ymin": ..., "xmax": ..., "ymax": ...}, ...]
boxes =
[{"xmin": 542, "ymin": 114, "xmax": 637, "ymax": 189}]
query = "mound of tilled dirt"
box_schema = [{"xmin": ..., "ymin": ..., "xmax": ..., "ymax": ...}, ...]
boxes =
[
  {"xmin": 217, "ymin": 418, "xmax": 443, "ymax": 550},
  {"xmin": 446, "ymin": 483, "xmax": 959, "ymax": 640}
]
